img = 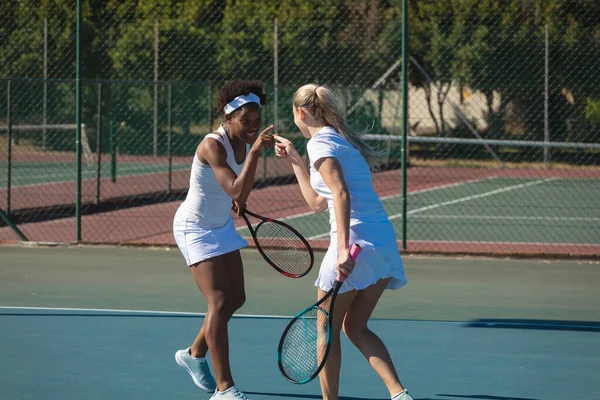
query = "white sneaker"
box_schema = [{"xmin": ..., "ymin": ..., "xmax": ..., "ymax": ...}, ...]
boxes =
[
  {"xmin": 174, "ymin": 347, "xmax": 217, "ymax": 392},
  {"xmin": 394, "ymin": 391, "xmax": 414, "ymax": 400},
  {"xmin": 209, "ymin": 386, "xmax": 251, "ymax": 400}
]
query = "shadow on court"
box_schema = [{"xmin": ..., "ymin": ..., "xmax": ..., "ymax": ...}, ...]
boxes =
[
  {"xmin": 437, "ymin": 395, "xmax": 540, "ymax": 400},
  {"xmin": 464, "ymin": 319, "xmax": 600, "ymax": 332},
  {"xmin": 247, "ymin": 393, "xmax": 541, "ymax": 400},
  {"xmin": 248, "ymin": 393, "xmax": 386, "ymax": 399}
]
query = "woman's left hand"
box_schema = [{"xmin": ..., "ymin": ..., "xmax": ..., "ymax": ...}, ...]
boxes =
[
  {"xmin": 336, "ymin": 247, "xmax": 356, "ymax": 281},
  {"xmin": 231, "ymin": 200, "xmax": 245, "ymax": 216},
  {"xmin": 274, "ymin": 134, "xmax": 302, "ymax": 166}
]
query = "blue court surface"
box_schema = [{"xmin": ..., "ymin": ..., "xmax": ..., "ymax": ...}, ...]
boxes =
[
  {"xmin": 1, "ymin": 245, "xmax": 599, "ymax": 400},
  {"xmin": 1, "ymin": 308, "xmax": 599, "ymax": 400}
]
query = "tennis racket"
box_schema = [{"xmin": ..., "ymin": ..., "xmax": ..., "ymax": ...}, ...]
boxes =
[
  {"xmin": 240, "ymin": 208, "xmax": 314, "ymax": 278},
  {"xmin": 277, "ymin": 243, "xmax": 363, "ymax": 384}
]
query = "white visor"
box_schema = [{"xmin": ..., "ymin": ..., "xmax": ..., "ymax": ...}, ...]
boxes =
[{"xmin": 223, "ymin": 93, "xmax": 261, "ymax": 114}]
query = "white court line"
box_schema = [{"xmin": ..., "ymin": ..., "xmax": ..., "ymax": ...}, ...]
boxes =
[
  {"xmin": 409, "ymin": 214, "xmax": 600, "ymax": 222},
  {"xmin": 308, "ymin": 178, "xmax": 553, "ymax": 239},
  {"xmin": 0, "ymin": 306, "xmax": 290, "ymax": 319},
  {"xmin": 3, "ymin": 164, "xmax": 189, "ymax": 190},
  {"xmin": 238, "ymin": 176, "xmax": 499, "ymax": 231},
  {"xmin": 2, "ymin": 306, "xmax": 598, "ymax": 330},
  {"xmin": 378, "ymin": 176, "xmax": 499, "ymax": 201},
  {"xmin": 403, "ymin": 239, "xmax": 600, "ymax": 247}
]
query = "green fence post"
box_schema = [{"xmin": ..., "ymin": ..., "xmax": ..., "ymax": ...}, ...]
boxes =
[
  {"xmin": 95, "ymin": 82, "xmax": 103, "ymax": 205},
  {"xmin": 400, "ymin": 0, "xmax": 409, "ymax": 251},
  {"xmin": 75, "ymin": 0, "xmax": 83, "ymax": 241},
  {"xmin": 110, "ymin": 120, "xmax": 117, "ymax": 182},
  {"xmin": 6, "ymin": 79, "xmax": 12, "ymax": 215},
  {"xmin": 0, "ymin": 208, "xmax": 27, "ymax": 241},
  {"xmin": 168, "ymin": 83, "xmax": 173, "ymax": 193},
  {"xmin": 378, "ymin": 90, "xmax": 384, "ymax": 132},
  {"xmin": 207, "ymin": 82, "xmax": 213, "ymax": 131}
]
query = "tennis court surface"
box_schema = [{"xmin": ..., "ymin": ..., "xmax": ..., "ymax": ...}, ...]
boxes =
[
  {"xmin": 238, "ymin": 173, "xmax": 600, "ymax": 248},
  {"xmin": 2, "ymin": 163, "xmax": 599, "ymax": 257},
  {"xmin": 1, "ymin": 245, "xmax": 599, "ymax": 400}
]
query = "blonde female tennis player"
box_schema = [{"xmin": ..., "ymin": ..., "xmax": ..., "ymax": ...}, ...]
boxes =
[
  {"xmin": 173, "ymin": 79, "xmax": 274, "ymax": 400},
  {"xmin": 273, "ymin": 84, "xmax": 413, "ymax": 400}
]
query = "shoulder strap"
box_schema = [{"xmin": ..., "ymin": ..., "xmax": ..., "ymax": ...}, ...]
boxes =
[
  {"xmin": 205, "ymin": 133, "xmax": 224, "ymax": 144},
  {"xmin": 205, "ymin": 129, "xmax": 236, "ymax": 162}
]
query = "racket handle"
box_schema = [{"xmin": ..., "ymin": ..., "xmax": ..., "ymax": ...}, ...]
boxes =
[
  {"xmin": 336, "ymin": 244, "xmax": 362, "ymax": 283},
  {"xmin": 349, "ymin": 243, "xmax": 362, "ymax": 261}
]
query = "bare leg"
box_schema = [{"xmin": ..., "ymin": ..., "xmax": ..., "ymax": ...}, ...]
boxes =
[
  {"xmin": 343, "ymin": 278, "xmax": 405, "ymax": 397},
  {"xmin": 318, "ymin": 288, "xmax": 358, "ymax": 400},
  {"xmin": 189, "ymin": 251, "xmax": 245, "ymax": 359},
  {"xmin": 189, "ymin": 325, "xmax": 209, "ymax": 358},
  {"xmin": 189, "ymin": 250, "xmax": 246, "ymax": 392}
]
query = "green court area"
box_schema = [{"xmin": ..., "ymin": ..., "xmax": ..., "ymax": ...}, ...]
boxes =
[
  {"xmin": 0, "ymin": 160, "xmax": 189, "ymax": 188},
  {"xmin": 1, "ymin": 245, "xmax": 599, "ymax": 400},
  {"xmin": 2, "ymin": 245, "xmax": 598, "ymax": 321},
  {"xmin": 240, "ymin": 176, "xmax": 600, "ymax": 245}
]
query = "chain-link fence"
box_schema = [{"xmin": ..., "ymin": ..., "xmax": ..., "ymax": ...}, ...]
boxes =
[
  {"xmin": 400, "ymin": 0, "xmax": 600, "ymax": 255},
  {"xmin": 1, "ymin": 0, "xmax": 599, "ymax": 256}
]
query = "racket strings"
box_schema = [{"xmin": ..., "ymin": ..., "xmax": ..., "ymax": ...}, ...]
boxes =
[
  {"xmin": 255, "ymin": 222, "xmax": 312, "ymax": 276},
  {"xmin": 279, "ymin": 307, "xmax": 329, "ymax": 383}
]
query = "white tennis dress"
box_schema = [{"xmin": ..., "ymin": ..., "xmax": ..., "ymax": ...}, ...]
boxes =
[
  {"xmin": 173, "ymin": 125, "xmax": 249, "ymax": 266},
  {"xmin": 307, "ymin": 126, "xmax": 407, "ymax": 294}
]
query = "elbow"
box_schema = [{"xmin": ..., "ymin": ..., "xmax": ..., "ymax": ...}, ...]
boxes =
[
  {"xmin": 333, "ymin": 189, "xmax": 349, "ymax": 204},
  {"xmin": 229, "ymin": 187, "xmax": 245, "ymax": 203},
  {"xmin": 231, "ymin": 192, "xmax": 245, "ymax": 203},
  {"xmin": 311, "ymin": 203, "xmax": 326, "ymax": 214},
  {"xmin": 311, "ymin": 197, "xmax": 328, "ymax": 214}
]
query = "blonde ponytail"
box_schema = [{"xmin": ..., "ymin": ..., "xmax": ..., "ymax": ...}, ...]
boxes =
[{"xmin": 293, "ymin": 84, "xmax": 385, "ymax": 170}]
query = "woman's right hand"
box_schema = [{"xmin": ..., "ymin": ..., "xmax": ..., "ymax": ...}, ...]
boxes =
[
  {"xmin": 336, "ymin": 247, "xmax": 356, "ymax": 281},
  {"xmin": 274, "ymin": 134, "xmax": 302, "ymax": 166},
  {"xmin": 250, "ymin": 125, "xmax": 275, "ymax": 153}
]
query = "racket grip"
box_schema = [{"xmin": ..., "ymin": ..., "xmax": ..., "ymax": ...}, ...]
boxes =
[
  {"xmin": 349, "ymin": 243, "xmax": 362, "ymax": 261},
  {"xmin": 336, "ymin": 244, "xmax": 363, "ymax": 283}
]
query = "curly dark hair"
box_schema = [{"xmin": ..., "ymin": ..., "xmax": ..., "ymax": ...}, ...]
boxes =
[{"xmin": 216, "ymin": 79, "xmax": 267, "ymax": 114}]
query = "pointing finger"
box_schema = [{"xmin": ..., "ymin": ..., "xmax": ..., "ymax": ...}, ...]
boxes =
[
  {"xmin": 261, "ymin": 125, "xmax": 274, "ymax": 135},
  {"xmin": 273, "ymin": 134, "xmax": 291, "ymax": 144}
]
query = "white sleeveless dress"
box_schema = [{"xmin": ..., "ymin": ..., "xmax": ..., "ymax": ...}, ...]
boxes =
[
  {"xmin": 173, "ymin": 124, "xmax": 249, "ymax": 266},
  {"xmin": 307, "ymin": 127, "xmax": 407, "ymax": 294}
]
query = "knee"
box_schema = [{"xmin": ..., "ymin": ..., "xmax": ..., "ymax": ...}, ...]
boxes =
[
  {"xmin": 231, "ymin": 292, "xmax": 246, "ymax": 312},
  {"xmin": 208, "ymin": 292, "xmax": 232, "ymax": 316},
  {"xmin": 342, "ymin": 318, "xmax": 368, "ymax": 343},
  {"xmin": 208, "ymin": 291, "xmax": 245, "ymax": 316}
]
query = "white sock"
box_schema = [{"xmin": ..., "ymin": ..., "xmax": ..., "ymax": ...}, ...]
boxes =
[
  {"xmin": 218, "ymin": 386, "xmax": 237, "ymax": 394},
  {"xmin": 391, "ymin": 390, "xmax": 406, "ymax": 400}
]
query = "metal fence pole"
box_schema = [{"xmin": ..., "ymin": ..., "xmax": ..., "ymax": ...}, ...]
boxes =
[
  {"xmin": 400, "ymin": 0, "xmax": 409, "ymax": 250},
  {"xmin": 6, "ymin": 80, "xmax": 12, "ymax": 215},
  {"xmin": 110, "ymin": 120, "xmax": 116, "ymax": 182},
  {"xmin": 153, "ymin": 19, "xmax": 159, "ymax": 157},
  {"xmin": 43, "ymin": 17, "xmax": 48, "ymax": 152},
  {"xmin": 544, "ymin": 24, "xmax": 550, "ymax": 167},
  {"xmin": 208, "ymin": 82, "xmax": 213, "ymax": 130},
  {"xmin": 96, "ymin": 82, "xmax": 103, "ymax": 205},
  {"xmin": 267, "ymin": 17, "xmax": 279, "ymax": 181},
  {"xmin": 168, "ymin": 83, "xmax": 173, "ymax": 193},
  {"xmin": 274, "ymin": 17, "xmax": 279, "ymax": 132},
  {"xmin": 0, "ymin": 208, "xmax": 27, "ymax": 241},
  {"xmin": 75, "ymin": 0, "xmax": 83, "ymax": 241}
]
